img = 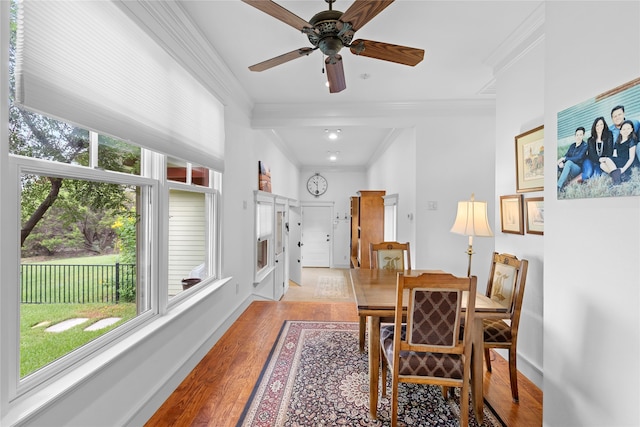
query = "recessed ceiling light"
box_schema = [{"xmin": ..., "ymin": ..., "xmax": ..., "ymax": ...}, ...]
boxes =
[{"xmin": 325, "ymin": 129, "xmax": 341, "ymax": 140}]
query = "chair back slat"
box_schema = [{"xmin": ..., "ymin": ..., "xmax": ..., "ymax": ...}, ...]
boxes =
[{"xmin": 370, "ymin": 241, "xmax": 411, "ymax": 270}]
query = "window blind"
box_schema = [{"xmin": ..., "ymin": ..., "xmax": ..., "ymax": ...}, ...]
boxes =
[{"xmin": 15, "ymin": 0, "xmax": 224, "ymax": 171}]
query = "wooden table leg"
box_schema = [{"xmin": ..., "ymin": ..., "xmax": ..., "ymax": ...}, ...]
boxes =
[
  {"xmin": 368, "ymin": 315, "xmax": 381, "ymax": 419},
  {"xmin": 472, "ymin": 316, "xmax": 484, "ymax": 424}
]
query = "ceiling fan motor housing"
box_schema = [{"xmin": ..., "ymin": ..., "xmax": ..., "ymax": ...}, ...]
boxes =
[{"xmin": 307, "ymin": 10, "xmax": 354, "ymax": 56}]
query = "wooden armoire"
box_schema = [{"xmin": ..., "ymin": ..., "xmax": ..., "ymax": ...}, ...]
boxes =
[{"xmin": 350, "ymin": 190, "xmax": 385, "ymax": 269}]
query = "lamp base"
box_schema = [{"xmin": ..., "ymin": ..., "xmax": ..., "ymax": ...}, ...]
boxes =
[{"xmin": 465, "ymin": 244, "xmax": 474, "ymax": 277}]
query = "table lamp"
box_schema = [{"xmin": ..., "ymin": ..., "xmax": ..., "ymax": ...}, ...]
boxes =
[{"xmin": 450, "ymin": 193, "xmax": 493, "ymax": 277}]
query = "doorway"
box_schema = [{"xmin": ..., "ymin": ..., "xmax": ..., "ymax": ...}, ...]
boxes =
[{"xmin": 301, "ymin": 204, "xmax": 332, "ymax": 267}]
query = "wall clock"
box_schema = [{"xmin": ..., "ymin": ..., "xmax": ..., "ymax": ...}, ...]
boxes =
[{"xmin": 307, "ymin": 173, "xmax": 328, "ymax": 197}]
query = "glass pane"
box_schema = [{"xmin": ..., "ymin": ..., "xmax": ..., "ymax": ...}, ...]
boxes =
[
  {"xmin": 167, "ymin": 157, "xmax": 188, "ymax": 183},
  {"xmin": 20, "ymin": 174, "xmax": 147, "ymax": 378},
  {"xmin": 98, "ymin": 135, "xmax": 141, "ymax": 175},
  {"xmin": 168, "ymin": 190, "xmax": 207, "ymax": 297},
  {"xmin": 9, "ymin": 109, "xmax": 90, "ymax": 164},
  {"xmin": 275, "ymin": 211, "xmax": 284, "ymax": 255},
  {"xmin": 257, "ymin": 239, "xmax": 268, "ymax": 272},
  {"xmin": 191, "ymin": 164, "xmax": 210, "ymax": 187}
]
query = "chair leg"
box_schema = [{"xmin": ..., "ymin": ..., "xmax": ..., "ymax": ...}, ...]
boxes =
[
  {"xmin": 509, "ymin": 346, "xmax": 519, "ymax": 403},
  {"xmin": 391, "ymin": 378, "xmax": 399, "ymax": 427},
  {"xmin": 359, "ymin": 316, "xmax": 366, "ymax": 353},
  {"xmin": 441, "ymin": 386, "xmax": 449, "ymax": 398},
  {"xmin": 460, "ymin": 382, "xmax": 469, "ymax": 427},
  {"xmin": 381, "ymin": 350, "xmax": 388, "ymax": 396},
  {"xmin": 484, "ymin": 348, "xmax": 492, "ymax": 373}
]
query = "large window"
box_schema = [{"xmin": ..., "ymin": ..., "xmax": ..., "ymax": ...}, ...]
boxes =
[{"xmin": 5, "ymin": 0, "xmax": 222, "ymax": 399}]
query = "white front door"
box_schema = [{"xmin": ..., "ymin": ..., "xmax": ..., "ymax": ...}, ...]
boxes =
[
  {"xmin": 288, "ymin": 206, "xmax": 302, "ymax": 285},
  {"xmin": 301, "ymin": 205, "xmax": 332, "ymax": 267}
]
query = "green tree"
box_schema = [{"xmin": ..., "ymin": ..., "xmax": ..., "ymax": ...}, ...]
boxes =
[{"xmin": 10, "ymin": 2, "xmax": 138, "ymax": 253}]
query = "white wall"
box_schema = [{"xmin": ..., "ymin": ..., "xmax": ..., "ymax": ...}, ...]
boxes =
[
  {"xmin": 368, "ymin": 127, "xmax": 417, "ymax": 265},
  {"xmin": 544, "ymin": 2, "xmax": 640, "ymax": 426},
  {"xmin": 494, "ymin": 27, "xmax": 545, "ymax": 387},
  {"xmin": 414, "ymin": 106, "xmax": 496, "ymax": 285},
  {"xmin": 298, "ymin": 169, "xmax": 366, "ymax": 267}
]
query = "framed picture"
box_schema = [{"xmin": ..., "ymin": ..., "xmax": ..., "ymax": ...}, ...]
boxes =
[
  {"xmin": 258, "ymin": 161, "xmax": 272, "ymax": 193},
  {"xmin": 500, "ymin": 194, "xmax": 524, "ymax": 235},
  {"xmin": 557, "ymin": 76, "xmax": 640, "ymax": 200},
  {"xmin": 515, "ymin": 125, "xmax": 545, "ymax": 192},
  {"xmin": 525, "ymin": 197, "xmax": 544, "ymax": 235}
]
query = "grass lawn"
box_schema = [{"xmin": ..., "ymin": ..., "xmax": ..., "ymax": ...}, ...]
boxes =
[
  {"xmin": 21, "ymin": 302, "xmax": 137, "ymax": 378},
  {"xmin": 20, "ymin": 254, "xmax": 137, "ymax": 378}
]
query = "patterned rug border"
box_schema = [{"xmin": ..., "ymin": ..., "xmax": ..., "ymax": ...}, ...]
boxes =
[{"xmin": 236, "ymin": 320, "xmax": 506, "ymax": 427}]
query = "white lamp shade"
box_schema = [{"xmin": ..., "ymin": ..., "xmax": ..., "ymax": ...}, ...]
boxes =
[{"xmin": 450, "ymin": 200, "xmax": 493, "ymax": 237}]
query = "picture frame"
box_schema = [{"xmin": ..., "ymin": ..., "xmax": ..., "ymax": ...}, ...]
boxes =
[
  {"xmin": 500, "ymin": 194, "xmax": 524, "ymax": 235},
  {"xmin": 515, "ymin": 125, "xmax": 545, "ymax": 193},
  {"xmin": 525, "ymin": 197, "xmax": 544, "ymax": 235},
  {"xmin": 258, "ymin": 161, "xmax": 272, "ymax": 193},
  {"xmin": 557, "ymin": 76, "xmax": 640, "ymax": 200}
]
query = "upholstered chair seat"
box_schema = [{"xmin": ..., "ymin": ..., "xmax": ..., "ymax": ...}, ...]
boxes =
[{"xmin": 483, "ymin": 318, "xmax": 512, "ymax": 343}]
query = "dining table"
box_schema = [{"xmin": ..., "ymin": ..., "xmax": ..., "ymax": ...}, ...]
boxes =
[{"xmin": 349, "ymin": 268, "xmax": 507, "ymax": 424}]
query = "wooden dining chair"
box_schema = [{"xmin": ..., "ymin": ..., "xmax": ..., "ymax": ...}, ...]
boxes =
[
  {"xmin": 357, "ymin": 241, "xmax": 412, "ymax": 352},
  {"xmin": 369, "ymin": 241, "xmax": 411, "ymax": 270},
  {"xmin": 380, "ymin": 272, "xmax": 477, "ymax": 427},
  {"xmin": 483, "ymin": 252, "xmax": 529, "ymax": 402}
]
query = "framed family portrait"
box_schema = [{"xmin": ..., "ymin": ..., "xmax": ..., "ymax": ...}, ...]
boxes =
[
  {"xmin": 557, "ymin": 76, "xmax": 640, "ymax": 200},
  {"xmin": 525, "ymin": 197, "xmax": 544, "ymax": 235},
  {"xmin": 515, "ymin": 125, "xmax": 545, "ymax": 193},
  {"xmin": 500, "ymin": 194, "xmax": 524, "ymax": 235}
]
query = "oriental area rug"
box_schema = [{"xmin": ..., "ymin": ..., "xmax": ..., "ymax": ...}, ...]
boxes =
[{"xmin": 237, "ymin": 321, "xmax": 504, "ymax": 427}]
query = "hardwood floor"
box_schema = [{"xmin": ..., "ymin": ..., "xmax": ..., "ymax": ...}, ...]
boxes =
[{"xmin": 145, "ymin": 269, "xmax": 542, "ymax": 426}]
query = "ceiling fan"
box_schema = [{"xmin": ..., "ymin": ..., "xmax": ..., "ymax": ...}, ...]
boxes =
[{"xmin": 242, "ymin": 0, "xmax": 425, "ymax": 93}]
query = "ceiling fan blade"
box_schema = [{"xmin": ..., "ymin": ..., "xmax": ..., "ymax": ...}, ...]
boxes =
[
  {"xmin": 242, "ymin": 0, "xmax": 314, "ymax": 32},
  {"xmin": 325, "ymin": 55, "xmax": 346, "ymax": 94},
  {"xmin": 338, "ymin": 0, "xmax": 394, "ymax": 32},
  {"xmin": 249, "ymin": 47, "xmax": 315, "ymax": 72},
  {"xmin": 349, "ymin": 39, "xmax": 424, "ymax": 66}
]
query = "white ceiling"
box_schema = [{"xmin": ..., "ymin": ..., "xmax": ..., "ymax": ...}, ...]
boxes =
[{"xmin": 177, "ymin": 0, "xmax": 542, "ymax": 169}]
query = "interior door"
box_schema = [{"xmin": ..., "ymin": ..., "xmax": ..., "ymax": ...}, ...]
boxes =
[
  {"xmin": 301, "ymin": 205, "xmax": 332, "ymax": 267},
  {"xmin": 274, "ymin": 204, "xmax": 286, "ymax": 299},
  {"xmin": 288, "ymin": 206, "xmax": 302, "ymax": 285}
]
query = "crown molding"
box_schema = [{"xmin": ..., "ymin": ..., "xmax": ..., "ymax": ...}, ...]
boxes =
[
  {"xmin": 483, "ymin": 2, "xmax": 545, "ymax": 77},
  {"xmin": 251, "ymin": 99, "xmax": 495, "ymax": 128},
  {"xmin": 114, "ymin": 0, "xmax": 253, "ymax": 117}
]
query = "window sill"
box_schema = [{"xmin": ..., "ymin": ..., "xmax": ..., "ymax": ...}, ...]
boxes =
[
  {"xmin": 3, "ymin": 276, "xmax": 232, "ymax": 426},
  {"xmin": 254, "ymin": 265, "xmax": 275, "ymax": 285}
]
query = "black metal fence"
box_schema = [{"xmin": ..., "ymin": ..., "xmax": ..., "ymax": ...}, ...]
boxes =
[{"xmin": 21, "ymin": 263, "xmax": 136, "ymax": 304}]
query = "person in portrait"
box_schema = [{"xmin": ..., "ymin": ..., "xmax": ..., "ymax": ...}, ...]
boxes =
[
  {"xmin": 609, "ymin": 105, "xmax": 640, "ymax": 144},
  {"xmin": 582, "ymin": 116, "xmax": 614, "ymax": 181},
  {"xmin": 599, "ymin": 119, "xmax": 637, "ymax": 185},
  {"xmin": 557, "ymin": 127, "xmax": 587, "ymax": 192}
]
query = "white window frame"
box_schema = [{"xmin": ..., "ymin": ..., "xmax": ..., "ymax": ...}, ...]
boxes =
[
  {"xmin": 7, "ymin": 154, "xmax": 158, "ymax": 398},
  {"xmin": 254, "ymin": 191, "xmax": 275, "ymax": 284}
]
